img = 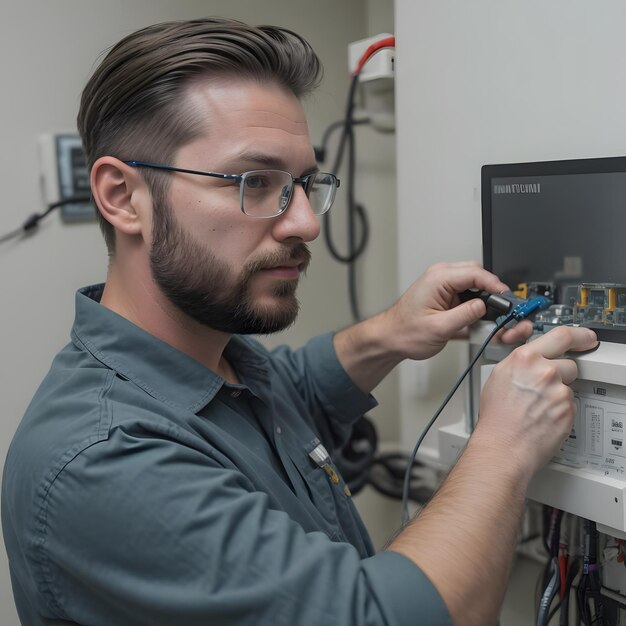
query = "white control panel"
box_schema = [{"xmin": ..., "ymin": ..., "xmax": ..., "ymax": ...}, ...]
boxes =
[
  {"xmin": 557, "ymin": 380, "xmax": 626, "ymax": 477},
  {"xmin": 507, "ymin": 345, "xmax": 626, "ymax": 536},
  {"xmin": 439, "ymin": 330, "xmax": 626, "ymax": 536}
]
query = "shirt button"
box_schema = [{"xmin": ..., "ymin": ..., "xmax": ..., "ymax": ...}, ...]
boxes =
[
  {"xmin": 230, "ymin": 390, "xmax": 241, "ymax": 398},
  {"xmin": 276, "ymin": 426, "xmax": 282, "ymax": 434}
]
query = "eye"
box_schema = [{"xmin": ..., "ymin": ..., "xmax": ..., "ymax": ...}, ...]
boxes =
[{"xmin": 244, "ymin": 174, "xmax": 271, "ymax": 190}]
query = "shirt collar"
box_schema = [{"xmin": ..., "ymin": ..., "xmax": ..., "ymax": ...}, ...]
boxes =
[{"xmin": 71, "ymin": 284, "xmax": 269, "ymax": 413}]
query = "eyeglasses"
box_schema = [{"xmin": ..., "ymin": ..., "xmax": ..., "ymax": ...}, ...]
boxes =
[{"xmin": 125, "ymin": 160, "xmax": 340, "ymax": 218}]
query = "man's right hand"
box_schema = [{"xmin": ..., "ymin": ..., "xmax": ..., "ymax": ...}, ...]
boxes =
[
  {"xmin": 388, "ymin": 325, "xmax": 598, "ymax": 626},
  {"xmin": 473, "ymin": 325, "xmax": 598, "ymax": 479}
]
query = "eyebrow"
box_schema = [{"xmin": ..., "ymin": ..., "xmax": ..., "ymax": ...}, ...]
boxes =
[{"xmin": 226, "ymin": 151, "xmax": 319, "ymax": 176}]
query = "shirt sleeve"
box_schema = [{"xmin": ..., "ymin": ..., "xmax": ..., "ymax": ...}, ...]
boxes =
[
  {"xmin": 268, "ymin": 332, "xmax": 378, "ymax": 450},
  {"xmin": 40, "ymin": 426, "xmax": 451, "ymax": 626}
]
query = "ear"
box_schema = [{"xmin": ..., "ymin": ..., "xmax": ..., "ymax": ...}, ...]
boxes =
[{"xmin": 90, "ymin": 156, "xmax": 150, "ymax": 238}]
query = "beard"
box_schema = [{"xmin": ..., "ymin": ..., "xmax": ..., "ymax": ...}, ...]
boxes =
[{"xmin": 149, "ymin": 199, "xmax": 311, "ymax": 335}]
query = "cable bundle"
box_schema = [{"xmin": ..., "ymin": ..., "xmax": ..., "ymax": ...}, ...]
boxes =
[{"xmin": 321, "ymin": 36, "xmax": 395, "ymax": 321}]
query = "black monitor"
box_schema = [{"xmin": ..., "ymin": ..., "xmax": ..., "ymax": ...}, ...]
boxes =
[{"xmin": 481, "ymin": 156, "xmax": 626, "ymax": 342}]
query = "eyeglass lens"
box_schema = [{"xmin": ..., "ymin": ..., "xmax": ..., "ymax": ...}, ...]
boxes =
[{"xmin": 241, "ymin": 170, "xmax": 334, "ymax": 217}]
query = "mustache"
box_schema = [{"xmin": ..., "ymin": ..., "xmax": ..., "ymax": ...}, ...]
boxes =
[{"xmin": 245, "ymin": 243, "xmax": 311, "ymax": 275}]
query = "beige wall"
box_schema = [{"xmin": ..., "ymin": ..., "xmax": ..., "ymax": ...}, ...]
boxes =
[{"xmin": 0, "ymin": 1, "xmax": 397, "ymax": 622}]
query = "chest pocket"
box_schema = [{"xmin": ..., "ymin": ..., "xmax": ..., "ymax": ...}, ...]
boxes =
[
  {"xmin": 301, "ymin": 436, "xmax": 374, "ymax": 557},
  {"xmin": 282, "ymin": 427, "xmax": 351, "ymax": 539}
]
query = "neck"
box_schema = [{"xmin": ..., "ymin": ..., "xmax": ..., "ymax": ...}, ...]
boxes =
[{"xmin": 101, "ymin": 256, "xmax": 233, "ymax": 377}]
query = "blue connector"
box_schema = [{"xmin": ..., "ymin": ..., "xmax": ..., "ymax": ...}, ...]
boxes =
[{"xmin": 510, "ymin": 296, "xmax": 551, "ymax": 321}]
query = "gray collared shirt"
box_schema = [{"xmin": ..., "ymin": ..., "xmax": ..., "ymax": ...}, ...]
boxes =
[{"xmin": 2, "ymin": 284, "xmax": 451, "ymax": 626}]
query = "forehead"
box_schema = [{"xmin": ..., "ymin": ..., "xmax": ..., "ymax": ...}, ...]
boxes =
[{"xmin": 181, "ymin": 78, "xmax": 313, "ymax": 167}]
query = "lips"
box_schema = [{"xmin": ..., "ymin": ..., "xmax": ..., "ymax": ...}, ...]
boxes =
[
  {"xmin": 260, "ymin": 266, "xmax": 301, "ymax": 279},
  {"xmin": 250, "ymin": 244, "xmax": 311, "ymax": 277},
  {"xmin": 261, "ymin": 258, "xmax": 306, "ymax": 272}
]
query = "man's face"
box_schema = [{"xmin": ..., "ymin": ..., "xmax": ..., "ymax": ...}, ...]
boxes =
[{"xmin": 149, "ymin": 79, "xmax": 321, "ymax": 334}]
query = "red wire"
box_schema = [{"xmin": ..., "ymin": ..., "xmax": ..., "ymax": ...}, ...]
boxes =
[
  {"xmin": 558, "ymin": 551, "xmax": 568, "ymax": 599},
  {"xmin": 353, "ymin": 36, "xmax": 395, "ymax": 76}
]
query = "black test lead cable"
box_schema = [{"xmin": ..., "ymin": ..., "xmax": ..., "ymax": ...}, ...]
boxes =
[
  {"xmin": 401, "ymin": 294, "xmax": 551, "ymax": 525},
  {"xmin": 400, "ymin": 317, "xmax": 510, "ymax": 524}
]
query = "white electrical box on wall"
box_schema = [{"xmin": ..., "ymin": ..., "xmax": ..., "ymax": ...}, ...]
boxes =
[
  {"xmin": 438, "ymin": 330, "xmax": 626, "ymax": 538},
  {"xmin": 482, "ymin": 355, "xmax": 626, "ymax": 538},
  {"xmin": 347, "ymin": 33, "xmax": 395, "ymax": 133},
  {"xmin": 347, "ymin": 33, "xmax": 394, "ymax": 82},
  {"xmin": 38, "ymin": 133, "xmax": 93, "ymax": 221}
]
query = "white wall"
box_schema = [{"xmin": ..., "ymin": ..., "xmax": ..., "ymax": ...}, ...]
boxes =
[
  {"xmin": 395, "ymin": 0, "xmax": 626, "ymax": 451},
  {"xmin": 0, "ymin": 1, "xmax": 401, "ymax": 622},
  {"xmin": 395, "ymin": 1, "xmax": 626, "ymax": 622}
]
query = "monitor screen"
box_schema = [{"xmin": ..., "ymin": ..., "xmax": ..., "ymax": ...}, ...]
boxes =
[{"xmin": 482, "ymin": 157, "xmax": 626, "ymax": 341}]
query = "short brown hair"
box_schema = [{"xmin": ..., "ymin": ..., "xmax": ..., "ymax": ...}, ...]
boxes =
[{"xmin": 77, "ymin": 17, "xmax": 323, "ymax": 253}]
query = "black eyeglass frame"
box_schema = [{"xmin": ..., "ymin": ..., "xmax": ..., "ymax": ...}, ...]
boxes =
[{"xmin": 124, "ymin": 160, "xmax": 340, "ymax": 218}]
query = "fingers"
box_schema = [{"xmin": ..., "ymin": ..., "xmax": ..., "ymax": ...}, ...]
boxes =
[
  {"xmin": 548, "ymin": 358, "xmax": 579, "ymax": 385},
  {"xmin": 434, "ymin": 299, "xmax": 488, "ymax": 338},
  {"xmin": 505, "ymin": 347, "xmax": 578, "ymax": 386},
  {"xmin": 497, "ymin": 320, "xmax": 533, "ymax": 345},
  {"xmin": 425, "ymin": 261, "xmax": 509, "ymax": 296},
  {"xmin": 524, "ymin": 326, "xmax": 598, "ymax": 360}
]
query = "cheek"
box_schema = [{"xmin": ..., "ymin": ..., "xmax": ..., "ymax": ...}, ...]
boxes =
[
  {"xmin": 169, "ymin": 183, "xmax": 271, "ymax": 260},
  {"xmin": 173, "ymin": 194, "xmax": 241, "ymax": 240},
  {"xmin": 187, "ymin": 212, "xmax": 268, "ymax": 265}
]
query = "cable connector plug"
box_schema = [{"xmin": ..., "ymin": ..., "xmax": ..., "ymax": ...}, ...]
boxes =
[
  {"xmin": 511, "ymin": 296, "xmax": 551, "ymax": 321},
  {"xmin": 458, "ymin": 289, "xmax": 513, "ymax": 319}
]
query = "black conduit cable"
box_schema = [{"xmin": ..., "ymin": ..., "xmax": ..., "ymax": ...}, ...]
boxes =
[
  {"xmin": 322, "ymin": 37, "xmax": 394, "ymax": 322},
  {"xmin": 323, "ymin": 72, "xmax": 370, "ymax": 321},
  {"xmin": 323, "ymin": 76, "xmax": 368, "ymax": 262},
  {"xmin": 368, "ymin": 453, "xmax": 435, "ymax": 504},
  {"xmin": 347, "ymin": 120, "xmax": 368, "ymax": 320},
  {"xmin": 0, "ymin": 196, "xmax": 93, "ymax": 244},
  {"xmin": 315, "ymin": 117, "xmax": 370, "ymax": 164},
  {"xmin": 331, "ymin": 73, "xmax": 360, "ymax": 178},
  {"xmin": 0, "ymin": 225, "xmax": 25, "ymax": 245}
]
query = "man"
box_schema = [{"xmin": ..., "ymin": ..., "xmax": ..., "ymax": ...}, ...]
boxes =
[{"xmin": 2, "ymin": 17, "xmax": 596, "ymax": 626}]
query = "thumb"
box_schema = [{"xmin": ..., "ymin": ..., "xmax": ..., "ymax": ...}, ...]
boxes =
[{"xmin": 436, "ymin": 299, "xmax": 485, "ymax": 337}]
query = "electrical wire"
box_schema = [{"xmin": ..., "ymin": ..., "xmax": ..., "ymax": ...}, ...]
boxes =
[
  {"xmin": 536, "ymin": 508, "xmax": 564, "ymax": 626},
  {"xmin": 0, "ymin": 226, "xmax": 25, "ymax": 245},
  {"xmin": 323, "ymin": 72, "xmax": 367, "ymax": 321},
  {"xmin": 537, "ymin": 557, "xmax": 561, "ymax": 626},
  {"xmin": 559, "ymin": 558, "xmax": 580, "ymax": 625},
  {"xmin": 323, "ymin": 36, "xmax": 395, "ymax": 322},
  {"xmin": 368, "ymin": 453, "xmax": 435, "ymax": 504},
  {"xmin": 546, "ymin": 598, "xmax": 563, "ymax": 625},
  {"xmin": 401, "ymin": 312, "xmax": 515, "ymax": 524},
  {"xmin": 0, "ymin": 196, "xmax": 93, "ymax": 245},
  {"xmin": 550, "ymin": 508, "xmax": 564, "ymax": 559},
  {"xmin": 315, "ymin": 117, "xmax": 370, "ymax": 164},
  {"xmin": 576, "ymin": 519, "xmax": 609, "ymax": 626},
  {"xmin": 558, "ymin": 512, "xmax": 569, "ymax": 601},
  {"xmin": 535, "ymin": 507, "xmax": 552, "ymax": 619}
]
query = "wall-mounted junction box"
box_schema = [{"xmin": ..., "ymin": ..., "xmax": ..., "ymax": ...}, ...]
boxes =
[
  {"xmin": 438, "ymin": 326, "xmax": 626, "ymax": 538},
  {"xmin": 39, "ymin": 133, "xmax": 93, "ymax": 221}
]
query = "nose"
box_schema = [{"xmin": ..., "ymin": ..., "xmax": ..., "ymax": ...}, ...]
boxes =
[{"xmin": 271, "ymin": 184, "xmax": 320, "ymax": 243}]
